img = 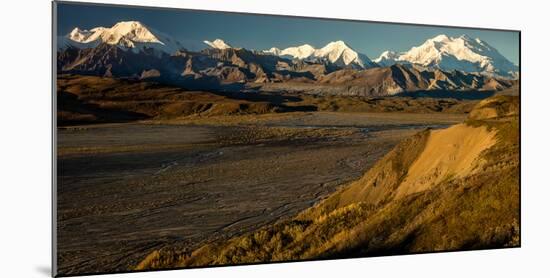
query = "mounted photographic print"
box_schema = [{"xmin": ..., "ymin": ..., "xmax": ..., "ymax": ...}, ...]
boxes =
[{"xmin": 53, "ymin": 1, "xmax": 520, "ymax": 276}]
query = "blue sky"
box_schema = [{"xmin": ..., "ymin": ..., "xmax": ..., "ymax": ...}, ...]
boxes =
[{"xmin": 56, "ymin": 2, "xmax": 519, "ymax": 64}]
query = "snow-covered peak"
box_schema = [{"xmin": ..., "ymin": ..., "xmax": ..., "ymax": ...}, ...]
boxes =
[
  {"xmin": 430, "ymin": 34, "xmax": 451, "ymax": 42},
  {"xmin": 375, "ymin": 50, "xmax": 398, "ymax": 60},
  {"xmin": 315, "ymin": 40, "xmax": 363, "ymax": 67},
  {"xmin": 324, "ymin": 40, "xmax": 348, "ymax": 48},
  {"xmin": 263, "ymin": 47, "xmax": 281, "ymax": 56},
  {"xmin": 69, "ymin": 27, "xmax": 92, "ymax": 42},
  {"xmin": 59, "ymin": 20, "xmax": 184, "ymax": 54},
  {"xmin": 375, "ymin": 34, "xmax": 518, "ymax": 78},
  {"xmin": 374, "ymin": 50, "xmax": 400, "ymax": 66},
  {"xmin": 104, "ymin": 21, "xmax": 163, "ymax": 44},
  {"xmin": 316, "ymin": 41, "xmax": 350, "ymax": 55},
  {"xmin": 280, "ymin": 44, "xmax": 316, "ymax": 59},
  {"xmin": 204, "ymin": 39, "xmax": 232, "ymax": 49}
]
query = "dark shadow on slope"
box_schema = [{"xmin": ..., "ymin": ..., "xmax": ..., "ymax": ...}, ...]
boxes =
[
  {"xmin": 57, "ymin": 91, "xmax": 149, "ymax": 126},
  {"xmin": 211, "ymin": 90, "xmax": 318, "ymax": 112},
  {"xmin": 218, "ymin": 91, "xmax": 302, "ymax": 104},
  {"xmin": 395, "ymin": 90, "xmax": 495, "ymax": 100}
]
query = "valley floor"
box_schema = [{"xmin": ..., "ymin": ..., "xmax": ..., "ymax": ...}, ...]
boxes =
[{"xmin": 55, "ymin": 112, "xmax": 464, "ymax": 275}]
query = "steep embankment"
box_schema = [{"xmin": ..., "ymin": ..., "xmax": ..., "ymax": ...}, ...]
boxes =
[{"xmin": 136, "ymin": 95, "xmax": 519, "ymax": 269}]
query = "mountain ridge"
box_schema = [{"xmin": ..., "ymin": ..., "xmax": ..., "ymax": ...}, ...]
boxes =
[{"xmin": 57, "ymin": 45, "xmax": 516, "ymax": 96}]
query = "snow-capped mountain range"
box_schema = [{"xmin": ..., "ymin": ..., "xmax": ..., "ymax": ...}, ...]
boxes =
[
  {"xmin": 374, "ymin": 34, "xmax": 518, "ymax": 78},
  {"xmin": 57, "ymin": 21, "xmax": 518, "ymax": 78},
  {"xmin": 204, "ymin": 39, "xmax": 375, "ymax": 69},
  {"xmin": 263, "ymin": 41, "xmax": 377, "ymax": 69}
]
